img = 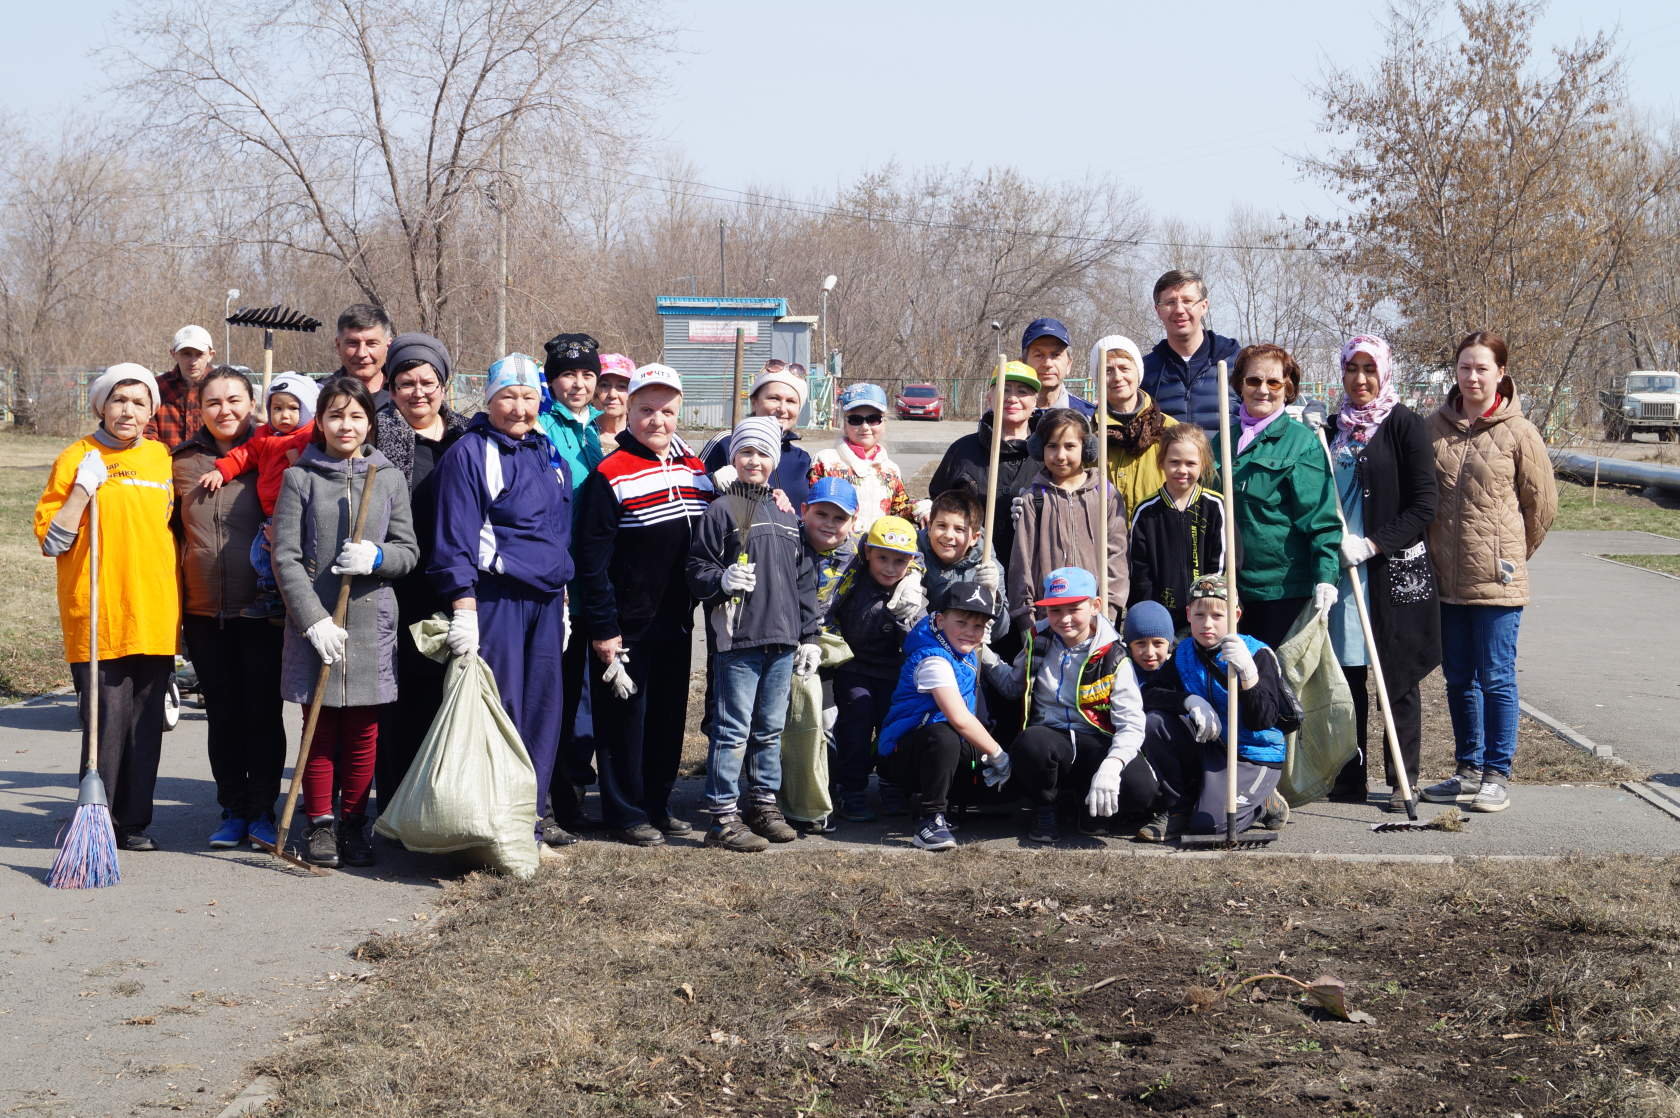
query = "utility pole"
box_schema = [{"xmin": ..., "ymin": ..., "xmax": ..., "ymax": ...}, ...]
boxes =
[
  {"xmin": 718, "ymin": 219, "xmax": 726, "ymax": 297},
  {"xmin": 494, "ymin": 136, "xmax": 509, "ymax": 358}
]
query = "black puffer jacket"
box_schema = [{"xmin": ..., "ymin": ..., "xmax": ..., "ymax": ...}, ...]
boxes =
[{"xmin": 928, "ymin": 410, "xmax": 1039, "ymax": 565}]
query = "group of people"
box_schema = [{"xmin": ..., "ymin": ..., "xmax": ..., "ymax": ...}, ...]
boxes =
[{"xmin": 33, "ymin": 267, "xmax": 1558, "ymax": 866}]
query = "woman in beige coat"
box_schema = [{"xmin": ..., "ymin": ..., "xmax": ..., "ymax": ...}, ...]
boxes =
[{"xmin": 1420, "ymin": 332, "xmax": 1556, "ymax": 814}]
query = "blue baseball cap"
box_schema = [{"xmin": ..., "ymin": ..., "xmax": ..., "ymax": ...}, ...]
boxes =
[
  {"xmin": 806, "ymin": 476, "xmax": 859, "ymax": 516},
  {"xmin": 838, "ymin": 383, "xmax": 888, "ymax": 413},
  {"xmin": 1021, "ymin": 317, "xmax": 1072, "ymax": 353},
  {"xmin": 1034, "ymin": 566, "xmax": 1097, "ymax": 607}
]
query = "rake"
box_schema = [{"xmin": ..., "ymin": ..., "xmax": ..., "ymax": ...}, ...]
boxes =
[{"xmin": 225, "ymin": 304, "xmax": 322, "ymax": 420}]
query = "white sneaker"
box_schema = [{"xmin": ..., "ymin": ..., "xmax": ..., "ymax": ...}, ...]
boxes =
[{"xmin": 1470, "ymin": 777, "xmax": 1510, "ymax": 813}]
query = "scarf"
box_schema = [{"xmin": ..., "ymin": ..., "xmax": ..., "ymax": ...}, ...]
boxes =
[
  {"xmin": 1333, "ymin": 334, "xmax": 1400, "ymax": 451},
  {"xmin": 830, "ymin": 437, "xmax": 900, "ymax": 527},
  {"xmin": 1104, "ymin": 391, "xmax": 1168, "ymax": 457},
  {"xmin": 1236, "ymin": 404, "xmax": 1286, "ymax": 454}
]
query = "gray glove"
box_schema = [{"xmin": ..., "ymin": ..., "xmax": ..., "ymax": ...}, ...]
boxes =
[
  {"xmin": 887, "ymin": 569, "xmax": 923, "ymax": 628},
  {"xmin": 1340, "ymin": 535, "xmax": 1378, "ymax": 568},
  {"xmin": 721, "ymin": 562, "xmax": 757, "ymax": 593},
  {"xmin": 1301, "ymin": 399, "xmax": 1329, "ymax": 431},
  {"xmin": 1010, "ymin": 494, "xmax": 1027, "ymax": 525},
  {"xmin": 74, "ymin": 449, "xmax": 108, "ymax": 495},
  {"xmin": 602, "ymin": 650, "xmax": 637, "ymax": 700},
  {"xmin": 1085, "ymin": 756, "xmax": 1124, "ymax": 818},
  {"xmin": 1313, "ymin": 581, "xmax": 1340, "ymax": 617},
  {"xmin": 982, "ymin": 748, "xmax": 1012, "ymax": 789},
  {"xmin": 1181, "ymin": 694, "xmax": 1222, "ymax": 742},
  {"xmin": 793, "ymin": 642, "xmax": 821, "ymax": 677},
  {"xmin": 1218, "ymin": 634, "xmax": 1258, "ymax": 689},
  {"xmin": 976, "ymin": 557, "xmax": 1001, "ymax": 593}
]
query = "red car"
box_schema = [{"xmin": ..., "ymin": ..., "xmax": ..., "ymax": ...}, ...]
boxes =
[{"xmin": 895, "ymin": 383, "xmax": 945, "ymax": 420}]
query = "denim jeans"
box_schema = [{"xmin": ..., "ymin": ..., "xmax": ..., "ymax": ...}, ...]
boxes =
[
  {"xmin": 1439, "ymin": 603, "xmax": 1523, "ymax": 778},
  {"xmin": 704, "ymin": 645, "xmax": 795, "ymax": 815},
  {"xmin": 248, "ymin": 518, "xmax": 276, "ymax": 592}
]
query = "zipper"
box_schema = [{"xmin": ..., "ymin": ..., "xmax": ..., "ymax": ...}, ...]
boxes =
[{"xmin": 340, "ymin": 466, "xmax": 352, "ymax": 707}]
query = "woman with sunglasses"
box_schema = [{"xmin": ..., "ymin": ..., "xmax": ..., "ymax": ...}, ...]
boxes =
[
  {"xmin": 808, "ymin": 383, "xmax": 914, "ymax": 535},
  {"xmin": 1212, "ymin": 343, "xmax": 1341, "ymax": 649}
]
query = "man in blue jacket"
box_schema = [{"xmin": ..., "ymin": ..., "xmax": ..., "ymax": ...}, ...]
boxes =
[
  {"xmin": 1139, "ymin": 269, "xmax": 1241, "ymax": 434},
  {"xmin": 1021, "ymin": 318, "xmax": 1095, "ymax": 418}
]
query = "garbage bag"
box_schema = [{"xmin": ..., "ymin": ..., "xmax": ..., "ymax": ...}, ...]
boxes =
[
  {"xmin": 778, "ymin": 632, "xmax": 852, "ymax": 823},
  {"xmin": 373, "ymin": 617, "xmax": 538, "ymax": 879},
  {"xmin": 1276, "ymin": 603, "xmax": 1358, "ymax": 807}
]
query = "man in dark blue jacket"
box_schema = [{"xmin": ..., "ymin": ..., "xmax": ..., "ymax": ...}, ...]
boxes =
[
  {"xmin": 1021, "ymin": 318, "xmax": 1095, "ymax": 418},
  {"xmin": 1139, "ymin": 269, "xmax": 1241, "ymax": 434}
]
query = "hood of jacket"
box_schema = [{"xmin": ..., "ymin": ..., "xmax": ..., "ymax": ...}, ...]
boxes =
[
  {"xmin": 1025, "ymin": 463, "xmax": 1106, "ymax": 498},
  {"xmin": 294, "ymin": 442, "xmax": 398, "ymax": 478},
  {"xmin": 470, "ymin": 410, "xmax": 556, "ymax": 453},
  {"xmin": 1436, "ymin": 380, "xmax": 1521, "ymax": 432},
  {"xmin": 542, "ymin": 398, "xmax": 601, "ymax": 433}
]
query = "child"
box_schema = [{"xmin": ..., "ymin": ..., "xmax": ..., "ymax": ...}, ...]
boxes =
[
  {"xmin": 1127, "ymin": 424, "xmax": 1228, "ymax": 633},
  {"xmin": 199, "ymin": 373, "xmax": 320, "ymax": 619},
  {"xmin": 687, "ymin": 416, "xmax": 818, "ymax": 852},
  {"xmin": 825, "ymin": 514, "xmax": 924, "ymax": 821},
  {"xmin": 983, "ymin": 568, "xmax": 1146, "ymax": 844},
  {"xmin": 917, "ymin": 489, "xmax": 1008, "ymax": 638},
  {"xmin": 271, "ymin": 376, "xmax": 418, "ymax": 868},
  {"xmin": 1008, "ymin": 408, "xmax": 1128, "ymax": 630},
  {"xmin": 1173, "ymin": 575, "xmax": 1294, "ymax": 837},
  {"xmin": 802, "ymin": 477, "xmax": 859, "ymax": 613},
  {"xmin": 1122, "ymin": 600, "xmax": 1220, "ymax": 842},
  {"xmin": 808, "ymin": 383, "xmax": 914, "ymax": 534},
  {"xmin": 877, "ymin": 582, "xmax": 1012, "ymax": 851}
]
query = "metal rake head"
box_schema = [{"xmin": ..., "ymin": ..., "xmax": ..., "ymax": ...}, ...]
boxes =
[{"xmin": 225, "ymin": 304, "xmax": 322, "ymax": 332}]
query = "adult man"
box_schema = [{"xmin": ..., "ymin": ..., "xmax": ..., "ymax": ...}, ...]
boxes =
[
  {"xmin": 1020, "ymin": 318, "xmax": 1095, "ymax": 418},
  {"xmin": 331, "ymin": 304, "xmax": 394, "ymax": 410},
  {"xmin": 699, "ymin": 359, "xmax": 813, "ymax": 509},
  {"xmin": 1139, "ymin": 269, "xmax": 1241, "ymax": 433},
  {"xmin": 144, "ymin": 325, "xmax": 216, "ymax": 449}
]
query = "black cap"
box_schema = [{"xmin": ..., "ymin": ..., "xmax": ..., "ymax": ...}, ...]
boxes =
[
  {"xmin": 542, "ymin": 332, "xmax": 601, "ymax": 380},
  {"xmin": 933, "ymin": 581, "xmax": 996, "ymax": 617}
]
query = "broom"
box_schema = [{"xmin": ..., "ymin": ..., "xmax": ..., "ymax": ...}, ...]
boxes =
[{"xmin": 48, "ymin": 488, "xmax": 120, "ymax": 889}]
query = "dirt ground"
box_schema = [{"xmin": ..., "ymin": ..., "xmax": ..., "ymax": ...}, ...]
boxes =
[
  {"xmin": 262, "ymin": 850, "xmax": 1680, "ymax": 1117},
  {"xmin": 0, "ymin": 431, "xmax": 71, "ymax": 697}
]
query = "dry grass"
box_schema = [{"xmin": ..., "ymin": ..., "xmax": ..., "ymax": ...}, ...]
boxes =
[{"xmin": 0, "ymin": 431, "xmax": 72, "ymax": 698}]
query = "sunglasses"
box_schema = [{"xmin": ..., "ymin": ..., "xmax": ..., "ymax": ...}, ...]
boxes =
[
  {"xmin": 1243, "ymin": 376, "xmax": 1286, "ymax": 390},
  {"xmin": 846, "ymin": 412, "xmax": 884, "ymax": 426}
]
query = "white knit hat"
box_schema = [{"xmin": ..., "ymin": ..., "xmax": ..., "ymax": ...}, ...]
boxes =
[
  {"xmin": 267, "ymin": 372, "xmax": 320, "ymax": 423},
  {"xmin": 88, "ymin": 363, "xmax": 160, "ymax": 414},
  {"xmin": 750, "ymin": 364, "xmax": 807, "ymax": 405}
]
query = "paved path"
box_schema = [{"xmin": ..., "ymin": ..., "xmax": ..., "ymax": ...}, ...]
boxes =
[{"xmin": 1520, "ymin": 529, "xmax": 1680, "ymax": 782}]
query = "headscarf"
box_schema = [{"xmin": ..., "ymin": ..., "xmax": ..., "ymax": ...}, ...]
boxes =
[
  {"xmin": 386, "ymin": 332, "xmax": 453, "ymax": 385},
  {"xmin": 89, "ymin": 363, "xmax": 160, "ymax": 415},
  {"xmin": 1334, "ymin": 334, "xmax": 1400, "ymax": 450},
  {"xmin": 485, "ymin": 353, "xmax": 543, "ymax": 401}
]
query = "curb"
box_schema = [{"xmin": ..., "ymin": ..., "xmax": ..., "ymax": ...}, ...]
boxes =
[
  {"xmin": 216, "ymin": 1075, "xmax": 278, "ymax": 1118},
  {"xmin": 1622, "ymin": 781, "xmax": 1680, "ymax": 824},
  {"xmin": 1520, "ymin": 701, "xmax": 1620, "ymax": 760}
]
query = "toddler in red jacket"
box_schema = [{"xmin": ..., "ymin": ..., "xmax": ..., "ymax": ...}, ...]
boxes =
[{"xmin": 198, "ymin": 372, "xmax": 319, "ymax": 618}]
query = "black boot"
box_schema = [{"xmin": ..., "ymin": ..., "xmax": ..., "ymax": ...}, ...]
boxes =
[
  {"xmin": 337, "ymin": 814, "xmax": 375, "ymax": 867},
  {"xmin": 305, "ymin": 820, "xmax": 340, "ymax": 868}
]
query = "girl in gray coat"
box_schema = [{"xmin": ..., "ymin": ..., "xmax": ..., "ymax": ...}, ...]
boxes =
[{"xmin": 272, "ymin": 377, "xmax": 418, "ymax": 868}]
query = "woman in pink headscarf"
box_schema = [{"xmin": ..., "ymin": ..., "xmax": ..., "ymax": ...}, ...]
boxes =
[{"xmin": 1324, "ymin": 335, "xmax": 1442, "ymax": 811}]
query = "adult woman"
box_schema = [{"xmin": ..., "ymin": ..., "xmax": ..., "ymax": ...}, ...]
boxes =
[
  {"xmin": 35, "ymin": 364, "xmax": 179, "ymax": 852},
  {"xmin": 701, "ymin": 360, "xmax": 813, "ymax": 509},
  {"xmin": 1320, "ymin": 336, "xmax": 1441, "ymax": 809},
  {"xmin": 374, "ymin": 333, "xmax": 467, "ymax": 808},
  {"xmin": 928, "ymin": 362, "xmax": 1042, "ymax": 566},
  {"xmin": 593, "ymin": 353, "xmax": 633, "ymax": 457},
  {"xmin": 171, "ymin": 367, "xmax": 288, "ymax": 849},
  {"xmin": 808, "ymin": 383, "xmax": 913, "ymax": 534},
  {"xmin": 1213, "ymin": 343, "xmax": 1341, "ymax": 650},
  {"xmin": 1090, "ymin": 334, "xmax": 1176, "ymax": 521},
  {"xmin": 431, "ymin": 354, "xmax": 574, "ymax": 851},
  {"xmin": 1420, "ymin": 332, "xmax": 1556, "ymax": 813}
]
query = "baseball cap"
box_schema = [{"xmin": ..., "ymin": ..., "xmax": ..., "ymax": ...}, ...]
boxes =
[
  {"xmin": 598, "ymin": 353, "xmax": 635, "ymax": 381},
  {"xmin": 628, "ymin": 363, "xmax": 683, "ymax": 396},
  {"xmin": 864, "ymin": 515, "xmax": 918, "ymax": 555},
  {"xmin": 993, "ymin": 361, "xmax": 1041, "ymax": 391},
  {"xmin": 838, "ymin": 383, "xmax": 888, "ymax": 413},
  {"xmin": 1034, "ymin": 566, "xmax": 1097, "ymax": 607},
  {"xmin": 932, "ymin": 581, "xmax": 997, "ymax": 617},
  {"xmin": 806, "ymin": 476, "xmax": 858, "ymax": 516},
  {"xmin": 1021, "ymin": 317, "xmax": 1071, "ymax": 352},
  {"xmin": 1187, "ymin": 574, "xmax": 1231, "ymax": 602},
  {"xmin": 171, "ymin": 325, "xmax": 214, "ymax": 354}
]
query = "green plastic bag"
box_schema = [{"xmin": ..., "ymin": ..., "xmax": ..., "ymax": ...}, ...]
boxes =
[
  {"xmin": 373, "ymin": 617, "xmax": 539, "ymax": 879},
  {"xmin": 1276, "ymin": 603, "xmax": 1358, "ymax": 807},
  {"xmin": 778, "ymin": 632, "xmax": 853, "ymax": 823}
]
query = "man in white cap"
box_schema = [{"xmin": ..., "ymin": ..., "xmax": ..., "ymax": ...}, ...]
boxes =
[
  {"xmin": 145, "ymin": 325, "xmax": 216, "ymax": 450},
  {"xmin": 699, "ymin": 359, "xmax": 812, "ymax": 507}
]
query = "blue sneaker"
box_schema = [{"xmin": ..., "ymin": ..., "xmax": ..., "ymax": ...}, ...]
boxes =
[
  {"xmin": 878, "ymin": 780, "xmax": 910, "ymax": 817},
  {"xmin": 248, "ymin": 813, "xmax": 278, "ymax": 850},
  {"xmin": 209, "ymin": 814, "xmax": 249, "ymax": 849},
  {"xmin": 912, "ymin": 813, "xmax": 956, "ymax": 851},
  {"xmin": 838, "ymin": 790, "xmax": 876, "ymax": 823}
]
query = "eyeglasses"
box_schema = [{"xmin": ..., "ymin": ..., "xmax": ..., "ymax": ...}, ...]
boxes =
[
  {"xmin": 1156, "ymin": 297, "xmax": 1205, "ymax": 311},
  {"xmin": 846, "ymin": 412, "xmax": 884, "ymax": 426},
  {"xmin": 1243, "ymin": 376, "xmax": 1286, "ymax": 390}
]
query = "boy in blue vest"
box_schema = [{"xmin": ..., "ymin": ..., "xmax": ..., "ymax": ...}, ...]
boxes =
[
  {"xmin": 876, "ymin": 582, "xmax": 1011, "ymax": 851},
  {"xmin": 1176, "ymin": 574, "xmax": 1292, "ymax": 835}
]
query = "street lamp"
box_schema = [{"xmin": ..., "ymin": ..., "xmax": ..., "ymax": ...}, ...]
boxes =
[
  {"xmin": 223, "ymin": 288, "xmax": 240, "ymax": 363},
  {"xmin": 819, "ymin": 275, "xmax": 838, "ymax": 420}
]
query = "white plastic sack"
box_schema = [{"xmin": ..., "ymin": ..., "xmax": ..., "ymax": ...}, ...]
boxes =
[{"xmin": 374, "ymin": 617, "xmax": 538, "ymax": 879}]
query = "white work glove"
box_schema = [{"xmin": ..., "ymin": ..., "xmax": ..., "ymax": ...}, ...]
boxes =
[
  {"xmin": 74, "ymin": 450, "xmax": 108, "ymax": 494},
  {"xmin": 720, "ymin": 561, "xmax": 757, "ymax": 593},
  {"xmin": 1313, "ymin": 581, "xmax": 1340, "ymax": 617},
  {"xmin": 602, "ymin": 651, "xmax": 637, "ymax": 700},
  {"xmin": 887, "ymin": 568, "xmax": 923, "ymax": 628},
  {"xmin": 446, "ymin": 608, "xmax": 479, "ymax": 657},
  {"xmin": 1181, "ymin": 694, "xmax": 1222, "ymax": 742},
  {"xmin": 1340, "ymin": 535, "xmax": 1378, "ymax": 568},
  {"xmin": 979, "ymin": 643, "xmax": 1001, "ymax": 669},
  {"xmin": 1301, "ymin": 399, "xmax": 1329, "ymax": 431},
  {"xmin": 1010, "ymin": 494, "xmax": 1027, "ymax": 525},
  {"xmin": 981, "ymin": 748, "xmax": 1012, "ymax": 789},
  {"xmin": 912, "ymin": 497, "xmax": 932, "ymax": 525},
  {"xmin": 330, "ymin": 538, "xmax": 380, "ymax": 576},
  {"xmin": 976, "ymin": 557, "xmax": 1001, "ymax": 592},
  {"xmin": 712, "ymin": 464, "xmax": 738, "ymax": 489},
  {"xmin": 1084, "ymin": 756, "xmax": 1124, "ymax": 818},
  {"xmin": 793, "ymin": 642, "xmax": 821, "ymax": 677},
  {"xmin": 305, "ymin": 617, "xmax": 348, "ymax": 666},
  {"xmin": 562, "ymin": 598, "xmax": 572, "ymax": 652},
  {"xmin": 1219, "ymin": 634, "xmax": 1259, "ymax": 689}
]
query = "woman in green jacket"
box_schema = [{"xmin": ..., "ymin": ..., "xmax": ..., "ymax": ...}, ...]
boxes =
[{"xmin": 1212, "ymin": 343, "xmax": 1341, "ymax": 649}]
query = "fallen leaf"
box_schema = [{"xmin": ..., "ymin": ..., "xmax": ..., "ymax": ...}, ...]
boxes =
[
  {"xmin": 123, "ymin": 1016, "xmax": 156, "ymax": 1026},
  {"xmin": 677, "ymin": 983, "xmax": 695, "ymax": 1003}
]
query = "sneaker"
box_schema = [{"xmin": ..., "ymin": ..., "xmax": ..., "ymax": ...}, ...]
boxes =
[
  {"xmin": 239, "ymin": 589, "xmax": 285, "ymax": 620},
  {"xmin": 878, "ymin": 781, "xmax": 910, "ymax": 817},
  {"xmin": 208, "ymin": 813, "xmax": 249, "ymax": 849},
  {"xmin": 540, "ymin": 816, "xmax": 580, "ymax": 847},
  {"xmin": 1078, "ymin": 813, "xmax": 1108, "ymax": 837},
  {"xmin": 792, "ymin": 815, "xmax": 837, "ymax": 835},
  {"xmin": 704, "ymin": 814, "xmax": 770, "ymax": 853},
  {"xmin": 1026, "ymin": 805, "xmax": 1060, "ymax": 844},
  {"xmin": 911, "ymin": 813, "xmax": 957, "ymax": 851},
  {"xmin": 1421, "ymin": 767, "xmax": 1482, "ymax": 804},
  {"xmin": 613, "ymin": 822, "xmax": 666, "ymax": 847},
  {"xmin": 1385, "ymin": 788, "xmax": 1410, "ymax": 814},
  {"xmin": 248, "ymin": 812, "xmax": 278, "ymax": 850},
  {"xmin": 120, "ymin": 830, "xmax": 159, "ymax": 852},
  {"xmin": 337, "ymin": 814, "xmax": 376, "ymax": 867},
  {"xmin": 1470, "ymin": 774, "xmax": 1511, "ymax": 813},
  {"xmin": 838, "ymin": 790, "xmax": 876, "ymax": 823},
  {"xmin": 1135, "ymin": 811, "xmax": 1172, "ymax": 843},
  {"xmin": 742, "ymin": 803, "xmax": 797, "ymax": 844},
  {"xmin": 305, "ymin": 821, "xmax": 340, "ymax": 867},
  {"xmin": 651, "ymin": 815, "xmax": 694, "ymax": 837},
  {"xmin": 1258, "ymin": 790, "xmax": 1291, "ymax": 831}
]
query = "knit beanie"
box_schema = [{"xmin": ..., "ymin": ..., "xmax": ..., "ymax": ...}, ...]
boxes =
[
  {"xmin": 267, "ymin": 372, "xmax": 320, "ymax": 423},
  {"xmin": 543, "ymin": 333, "xmax": 602, "ymax": 380},
  {"xmin": 750, "ymin": 362, "xmax": 807, "ymax": 405},
  {"xmin": 729, "ymin": 415, "xmax": 783, "ymax": 470},
  {"xmin": 385, "ymin": 332, "xmax": 453, "ymax": 385},
  {"xmin": 89, "ymin": 363, "xmax": 160, "ymax": 414},
  {"xmin": 1122, "ymin": 600, "xmax": 1175, "ymax": 645},
  {"xmin": 1089, "ymin": 334, "xmax": 1146, "ymax": 384}
]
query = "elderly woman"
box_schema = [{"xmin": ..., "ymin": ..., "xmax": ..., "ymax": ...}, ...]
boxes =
[
  {"xmin": 1318, "ymin": 336, "xmax": 1441, "ymax": 810},
  {"xmin": 593, "ymin": 353, "xmax": 634, "ymax": 457},
  {"xmin": 1213, "ymin": 343, "xmax": 1341, "ymax": 649},
  {"xmin": 430, "ymin": 354, "xmax": 574, "ymax": 851},
  {"xmin": 808, "ymin": 383, "xmax": 914, "ymax": 534},
  {"xmin": 1091, "ymin": 334, "xmax": 1177, "ymax": 521},
  {"xmin": 374, "ymin": 333, "xmax": 468, "ymax": 808},
  {"xmin": 1420, "ymin": 332, "xmax": 1556, "ymax": 814},
  {"xmin": 171, "ymin": 367, "xmax": 288, "ymax": 850},
  {"xmin": 34, "ymin": 364, "xmax": 180, "ymax": 852},
  {"xmin": 701, "ymin": 360, "xmax": 813, "ymax": 509}
]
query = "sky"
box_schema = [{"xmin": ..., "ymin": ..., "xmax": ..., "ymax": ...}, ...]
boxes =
[{"xmin": 8, "ymin": 0, "xmax": 1680, "ymax": 229}]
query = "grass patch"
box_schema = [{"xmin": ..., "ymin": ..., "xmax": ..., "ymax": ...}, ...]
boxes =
[
  {"xmin": 1600, "ymin": 553, "xmax": 1680, "ymax": 577},
  {"xmin": 1553, "ymin": 479, "xmax": 1680, "ymax": 535},
  {"xmin": 0, "ymin": 430, "xmax": 72, "ymax": 698}
]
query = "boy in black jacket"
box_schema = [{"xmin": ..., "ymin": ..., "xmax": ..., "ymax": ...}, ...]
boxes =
[{"xmin": 1122, "ymin": 600, "xmax": 1222, "ymax": 842}]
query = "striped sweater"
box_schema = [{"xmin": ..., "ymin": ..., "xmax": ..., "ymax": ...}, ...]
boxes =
[{"xmin": 574, "ymin": 430, "xmax": 715, "ymax": 642}]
